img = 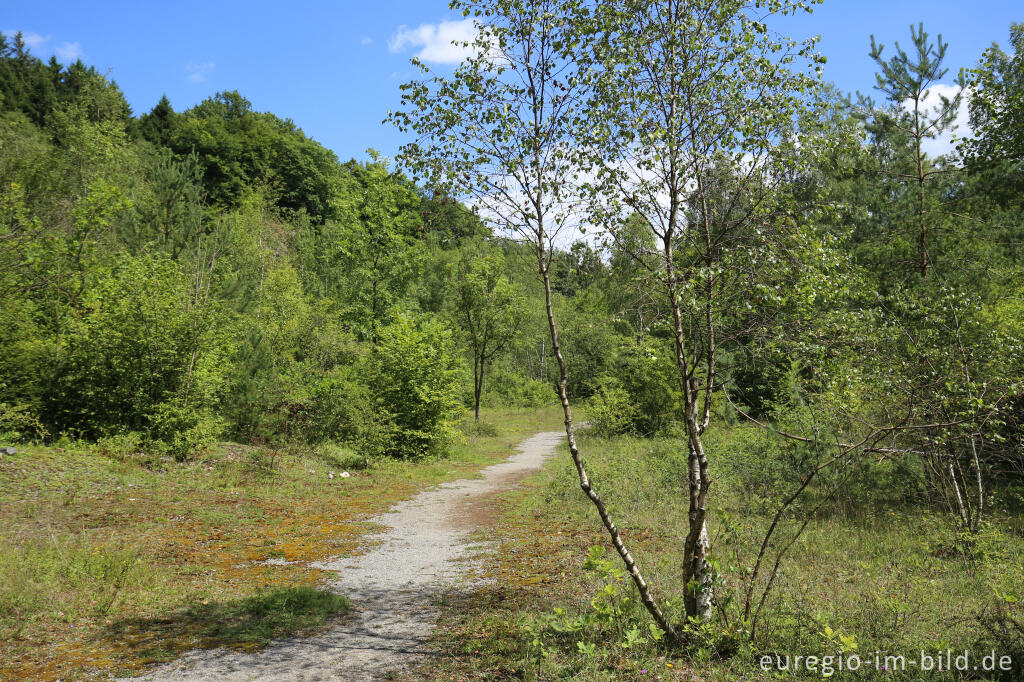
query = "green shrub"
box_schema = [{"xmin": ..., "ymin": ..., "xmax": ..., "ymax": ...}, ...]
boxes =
[
  {"xmin": 460, "ymin": 419, "xmax": 499, "ymax": 438},
  {"xmin": 556, "ymin": 294, "xmax": 618, "ymax": 399},
  {"xmin": 373, "ymin": 315, "xmax": 462, "ymax": 458},
  {"xmin": 150, "ymin": 399, "xmax": 224, "ymax": 459},
  {"xmin": 613, "ymin": 338, "xmax": 681, "ymax": 435},
  {"xmin": 0, "ymin": 400, "xmax": 48, "ymax": 443},
  {"xmin": 221, "ymin": 260, "xmax": 315, "ymax": 443},
  {"xmin": 95, "ymin": 431, "xmax": 147, "ymax": 461},
  {"xmin": 588, "ymin": 379, "xmax": 638, "ymax": 437},
  {"xmin": 221, "ymin": 282, "xmax": 383, "ymax": 452},
  {"xmin": 484, "ymin": 370, "xmax": 553, "ymax": 408},
  {"xmin": 44, "ymin": 254, "xmax": 230, "ymax": 448},
  {"xmin": 312, "ymin": 441, "xmax": 369, "ymax": 470},
  {"xmin": 975, "ymin": 591, "xmax": 1024, "ymax": 681},
  {"xmin": 303, "ymin": 366, "xmax": 379, "ymax": 448}
]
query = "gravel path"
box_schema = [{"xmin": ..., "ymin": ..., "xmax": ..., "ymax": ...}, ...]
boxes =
[{"xmin": 129, "ymin": 430, "xmax": 565, "ymax": 682}]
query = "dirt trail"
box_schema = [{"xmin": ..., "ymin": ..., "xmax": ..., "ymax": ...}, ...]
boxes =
[{"xmin": 129, "ymin": 430, "xmax": 565, "ymax": 682}]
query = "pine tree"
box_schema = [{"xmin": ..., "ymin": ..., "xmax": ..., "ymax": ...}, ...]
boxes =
[{"xmin": 862, "ymin": 24, "xmax": 964, "ymax": 278}]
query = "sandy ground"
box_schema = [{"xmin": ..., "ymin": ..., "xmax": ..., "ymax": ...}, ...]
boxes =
[{"xmin": 127, "ymin": 430, "xmax": 565, "ymax": 682}]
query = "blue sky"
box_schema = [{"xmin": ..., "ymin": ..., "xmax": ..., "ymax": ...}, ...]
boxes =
[{"xmin": 4, "ymin": 1, "xmax": 1021, "ymax": 163}]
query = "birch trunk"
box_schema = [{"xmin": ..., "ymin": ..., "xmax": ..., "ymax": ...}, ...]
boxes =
[
  {"xmin": 535, "ymin": 227, "xmax": 679, "ymax": 643},
  {"xmin": 664, "ymin": 229, "xmax": 714, "ymax": 622}
]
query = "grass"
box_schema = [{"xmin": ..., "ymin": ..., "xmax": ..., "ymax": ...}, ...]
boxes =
[
  {"xmin": 105, "ymin": 587, "xmax": 350, "ymax": 663},
  {"xmin": 0, "ymin": 404, "xmax": 565, "ymax": 680},
  {"xmin": 415, "ymin": 425, "xmax": 1024, "ymax": 681}
]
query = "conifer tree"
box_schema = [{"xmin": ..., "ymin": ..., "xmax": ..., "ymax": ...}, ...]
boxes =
[{"xmin": 862, "ymin": 24, "xmax": 964, "ymax": 278}]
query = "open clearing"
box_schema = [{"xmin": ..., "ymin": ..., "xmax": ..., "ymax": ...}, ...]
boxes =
[{"xmin": 129, "ymin": 430, "xmax": 565, "ymax": 681}]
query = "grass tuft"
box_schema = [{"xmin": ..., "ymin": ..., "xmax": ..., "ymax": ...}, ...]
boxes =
[{"xmin": 105, "ymin": 586, "xmax": 350, "ymax": 662}]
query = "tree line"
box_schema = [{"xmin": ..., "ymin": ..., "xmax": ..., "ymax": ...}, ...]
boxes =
[
  {"xmin": 0, "ymin": 26, "xmax": 682, "ymax": 461},
  {"xmin": 0, "ymin": 30, "xmax": 535, "ymax": 459}
]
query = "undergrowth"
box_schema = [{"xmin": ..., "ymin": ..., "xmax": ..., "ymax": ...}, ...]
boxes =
[{"xmin": 420, "ymin": 427, "xmax": 1024, "ymax": 681}]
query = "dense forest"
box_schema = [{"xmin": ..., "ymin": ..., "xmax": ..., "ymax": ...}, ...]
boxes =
[
  {"xmin": 1, "ymin": 2, "xmax": 1023, "ymax": 679},
  {"xmin": 0, "ymin": 30, "xmax": 567, "ymax": 460}
]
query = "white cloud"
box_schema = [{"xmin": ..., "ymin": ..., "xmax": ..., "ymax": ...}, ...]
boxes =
[
  {"xmin": 186, "ymin": 61, "xmax": 215, "ymax": 84},
  {"xmin": 361, "ymin": 36, "xmax": 373, "ymax": 46},
  {"xmin": 388, "ymin": 18, "xmax": 477, "ymax": 64},
  {"xmin": 54, "ymin": 41, "xmax": 82, "ymax": 61},
  {"xmin": 903, "ymin": 83, "xmax": 971, "ymax": 158}
]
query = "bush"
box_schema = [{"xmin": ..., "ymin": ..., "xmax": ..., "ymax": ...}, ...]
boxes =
[
  {"xmin": 302, "ymin": 365, "xmax": 383, "ymax": 453},
  {"xmin": 713, "ymin": 425, "xmax": 792, "ymax": 514},
  {"xmin": 150, "ymin": 399, "xmax": 224, "ymax": 459},
  {"xmin": 312, "ymin": 441, "xmax": 369, "ymax": 470},
  {"xmin": 587, "ymin": 379, "xmax": 638, "ymax": 437},
  {"xmin": 484, "ymin": 369, "xmax": 553, "ymax": 408},
  {"xmin": 460, "ymin": 419, "xmax": 499, "ymax": 438},
  {"xmin": 221, "ymin": 261, "xmax": 315, "ymax": 443},
  {"xmin": 556, "ymin": 295, "xmax": 619, "ymax": 399},
  {"xmin": 44, "ymin": 254, "xmax": 230, "ymax": 448},
  {"xmin": 0, "ymin": 400, "xmax": 48, "ymax": 443},
  {"xmin": 374, "ymin": 315, "xmax": 462, "ymax": 458},
  {"xmin": 611, "ymin": 338, "xmax": 680, "ymax": 435},
  {"xmin": 975, "ymin": 592, "xmax": 1024, "ymax": 681},
  {"xmin": 95, "ymin": 431, "xmax": 147, "ymax": 461},
  {"xmin": 225, "ymin": 296, "xmax": 385, "ymax": 455}
]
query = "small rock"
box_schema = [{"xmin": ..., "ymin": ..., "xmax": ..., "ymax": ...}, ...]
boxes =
[
  {"xmin": 1, "ymin": 446, "xmax": 17, "ymax": 456},
  {"xmin": 340, "ymin": 471, "xmax": 351, "ymax": 478},
  {"xmin": 328, "ymin": 472, "xmax": 335, "ymax": 480}
]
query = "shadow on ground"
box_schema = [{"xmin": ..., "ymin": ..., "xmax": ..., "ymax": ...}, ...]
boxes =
[
  {"xmin": 103, "ymin": 586, "xmax": 350, "ymax": 665},
  {"xmin": 118, "ymin": 584, "xmax": 452, "ymax": 681}
]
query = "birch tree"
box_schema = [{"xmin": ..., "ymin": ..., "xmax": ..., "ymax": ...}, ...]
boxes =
[
  {"xmin": 578, "ymin": 0, "xmax": 825, "ymax": 621},
  {"xmin": 389, "ymin": 0, "xmax": 680, "ymax": 641}
]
